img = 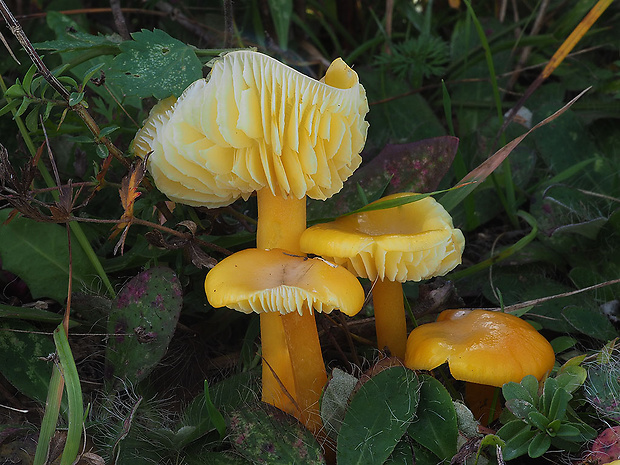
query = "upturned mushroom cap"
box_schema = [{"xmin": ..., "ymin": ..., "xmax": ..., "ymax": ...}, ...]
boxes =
[
  {"xmin": 132, "ymin": 50, "xmax": 369, "ymax": 207},
  {"xmin": 299, "ymin": 193, "xmax": 464, "ymax": 282},
  {"xmin": 205, "ymin": 248, "xmax": 364, "ymax": 316},
  {"xmin": 404, "ymin": 309, "xmax": 556, "ymax": 387}
]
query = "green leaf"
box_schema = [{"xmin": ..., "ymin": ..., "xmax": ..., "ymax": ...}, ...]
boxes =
[
  {"xmin": 108, "ymin": 29, "xmax": 202, "ymax": 99},
  {"xmin": 53, "ymin": 325, "xmax": 83, "ymax": 465},
  {"xmin": 99, "ymin": 125, "xmax": 120, "ymax": 138},
  {"xmin": 550, "ymin": 336, "xmax": 577, "ymax": 354},
  {"xmin": 24, "ymin": 105, "xmax": 40, "ymax": 133},
  {"xmin": 203, "ymin": 380, "xmax": 226, "ymax": 439},
  {"xmin": 527, "ymin": 432, "xmax": 551, "ymax": 458},
  {"xmin": 68, "ymin": 92, "xmax": 84, "ymax": 106},
  {"xmin": 555, "ymin": 366, "xmax": 587, "ymax": 394},
  {"xmin": 15, "ymin": 97, "xmax": 32, "ymax": 118},
  {"xmin": 0, "ymin": 303, "xmax": 65, "ymax": 324},
  {"xmin": 526, "ymin": 411, "xmax": 549, "ymax": 431},
  {"xmin": 407, "ymin": 374, "xmax": 458, "ymax": 460},
  {"xmin": 105, "ymin": 267, "xmax": 183, "ymax": 389},
  {"xmin": 555, "ymin": 423, "xmax": 581, "ymax": 439},
  {"xmin": 0, "ymin": 99, "xmax": 21, "ymax": 117},
  {"xmin": 505, "ymin": 399, "xmax": 536, "ymax": 420},
  {"xmin": 0, "ymin": 321, "xmax": 55, "ymax": 403},
  {"xmin": 22, "ymin": 65, "xmax": 37, "ymax": 95},
  {"xmin": 562, "ymin": 306, "xmax": 617, "ymax": 341},
  {"xmin": 499, "ymin": 423, "xmax": 535, "ymax": 461},
  {"xmin": 4, "ymin": 82, "xmax": 26, "ymax": 98},
  {"xmin": 548, "ymin": 388, "xmax": 572, "ymax": 422},
  {"xmin": 502, "ymin": 378, "xmax": 536, "ymax": 405},
  {"xmin": 229, "ymin": 402, "xmax": 325, "ymax": 465},
  {"xmin": 177, "ymin": 371, "xmax": 258, "ymax": 447},
  {"xmin": 338, "ymin": 367, "xmax": 420, "ymax": 465},
  {"xmin": 95, "ymin": 144, "xmax": 109, "ymax": 158},
  {"xmin": 541, "ymin": 377, "xmax": 558, "ymax": 416},
  {"xmin": 0, "ymin": 209, "xmax": 93, "ymax": 303}
]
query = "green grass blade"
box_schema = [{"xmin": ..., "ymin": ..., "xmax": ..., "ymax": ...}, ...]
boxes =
[
  {"xmin": 33, "ymin": 364, "xmax": 64, "ymax": 465},
  {"xmin": 462, "ymin": 0, "xmax": 517, "ymax": 225},
  {"xmin": 53, "ymin": 325, "xmax": 84, "ymax": 465}
]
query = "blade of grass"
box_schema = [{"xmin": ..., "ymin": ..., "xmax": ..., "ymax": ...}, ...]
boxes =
[
  {"xmin": 462, "ymin": 0, "xmax": 517, "ymax": 226},
  {"xmin": 53, "ymin": 324, "xmax": 84, "ymax": 465},
  {"xmin": 204, "ymin": 380, "xmax": 227, "ymax": 439},
  {"xmin": 440, "ymin": 87, "xmax": 590, "ymax": 212},
  {"xmin": 344, "ymin": 183, "xmax": 474, "ymax": 216},
  {"xmin": 33, "ymin": 363, "xmax": 64, "ymax": 465},
  {"xmin": 0, "ymin": 75, "xmax": 115, "ymax": 297}
]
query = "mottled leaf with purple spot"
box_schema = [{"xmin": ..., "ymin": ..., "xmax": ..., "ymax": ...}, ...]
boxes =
[
  {"xmin": 228, "ymin": 402, "xmax": 325, "ymax": 465},
  {"xmin": 105, "ymin": 266, "xmax": 183, "ymax": 389},
  {"xmin": 308, "ymin": 136, "xmax": 459, "ymax": 220}
]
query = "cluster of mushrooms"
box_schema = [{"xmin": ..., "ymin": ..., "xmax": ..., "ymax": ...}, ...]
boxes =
[{"xmin": 132, "ymin": 50, "xmax": 555, "ymax": 436}]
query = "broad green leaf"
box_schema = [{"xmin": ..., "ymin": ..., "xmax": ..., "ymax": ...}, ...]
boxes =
[
  {"xmin": 526, "ymin": 411, "xmax": 549, "ymax": 431},
  {"xmin": 0, "ymin": 321, "xmax": 55, "ymax": 403},
  {"xmin": 527, "ymin": 432, "xmax": 551, "ymax": 458},
  {"xmin": 408, "ymin": 374, "xmax": 458, "ymax": 460},
  {"xmin": 385, "ymin": 440, "xmax": 415, "ymax": 465},
  {"xmin": 229, "ymin": 402, "xmax": 325, "ymax": 465},
  {"xmin": 502, "ymin": 379, "xmax": 536, "ymax": 405},
  {"xmin": 107, "ymin": 29, "xmax": 202, "ymax": 99},
  {"xmin": 505, "ymin": 399, "xmax": 537, "ymax": 420},
  {"xmin": 499, "ymin": 423, "xmax": 535, "ymax": 461},
  {"xmin": 555, "ymin": 366, "xmax": 587, "ymax": 394},
  {"xmin": 105, "ymin": 267, "xmax": 183, "ymax": 389},
  {"xmin": 548, "ymin": 388, "xmax": 572, "ymax": 422},
  {"xmin": 0, "ymin": 209, "xmax": 93, "ymax": 303},
  {"xmin": 562, "ymin": 306, "xmax": 617, "ymax": 341},
  {"xmin": 338, "ymin": 367, "xmax": 420, "ymax": 465}
]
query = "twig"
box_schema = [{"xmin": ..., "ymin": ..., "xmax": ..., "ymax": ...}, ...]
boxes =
[
  {"xmin": 110, "ymin": 0, "xmax": 131, "ymax": 40},
  {"xmin": 488, "ymin": 278, "xmax": 620, "ymax": 314}
]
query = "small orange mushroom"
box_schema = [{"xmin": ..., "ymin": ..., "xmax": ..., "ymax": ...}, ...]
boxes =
[
  {"xmin": 300, "ymin": 193, "xmax": 464, "ymax": 358},
  {"xmin": 404, "ymin": 309, "xmax": 555, "ymax": 385},
  {"xmin": 405, "ymin": 309, "xmax": 556, "ymax": 422}
]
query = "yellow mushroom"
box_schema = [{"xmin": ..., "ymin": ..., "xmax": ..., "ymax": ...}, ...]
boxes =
[
  {"xmin": 300, "ymin": 193, "xmax": 464, "ymax": 359},
  {"xmin": 132, "ymin": 50, "xmax": 369, "ymax": 431},
  {"xmin": 405, "ymin": 309, "xmax": 556, "ymax": 423},
  {"xmin": 205, "ymin": 248, "xmax": 364, "ymax": 432}
]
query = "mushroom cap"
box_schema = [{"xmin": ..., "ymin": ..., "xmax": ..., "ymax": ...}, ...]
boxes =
[
  {"xmin": 132, "ymin": 50, "xmax": 369, "ymax": 207},
  {"xmin": 404, "ymin": 309, "xmax": 556, "ymax": 387},
  {"xmin": 204, "ymin": 248, "xmax": 364, "ymax": 316},
  {"xmin": 299, "ymin": 193, "xmax": 464, "ymax": 282}
]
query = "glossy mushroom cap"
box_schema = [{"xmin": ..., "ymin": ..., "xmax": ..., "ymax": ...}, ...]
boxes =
[
  {"xmin": 300, "ymin": 193, "xmax": 465, "ymax": 282},
  {"xmin": 205, "ymin": 248, "xmax": 364, "ymax": 316},
  {"xmin": 132, "ymin": 50, "xmax": 369, "ymax": 207},
  {"xmin": 404, "ymin": 309, "xmax": 556, "ymax": 387}
]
